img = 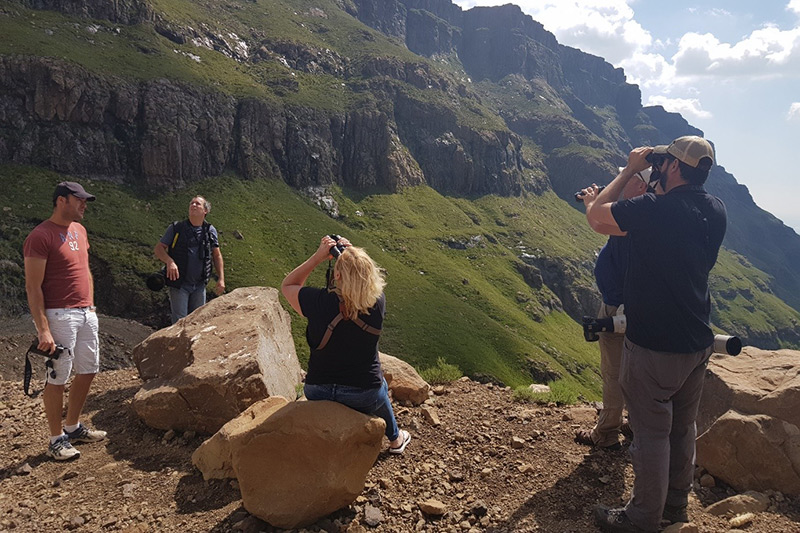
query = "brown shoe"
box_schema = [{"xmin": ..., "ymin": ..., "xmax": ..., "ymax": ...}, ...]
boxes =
[{"xmin": 575, "ymin": 429, "xmax": 621, "ymax": 451}]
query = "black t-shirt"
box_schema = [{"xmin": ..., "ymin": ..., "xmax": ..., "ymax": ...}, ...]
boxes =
[
  {"xmin": 299, "ymin": 287, "xmax": 384, "ymax": 388},
  {"xmin": 611, "ymin": 185, "xmax": 727, "ymax": 353}
]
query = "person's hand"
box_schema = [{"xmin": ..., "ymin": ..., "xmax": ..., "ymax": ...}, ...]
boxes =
[
  {"xmin": 336, "ymin": 236, "xmax": 352, "ymax": 248},
  {"xmin": 214, "ymin": 280, "xmax": 225, "ymax": 295},
  {"xmin": 315, "ymin": 235, "xmax": 339, "ymax": 261},
  {"xmin": 627, "ymin": 146, "xmax": 652, "ymax": 174},
  {"xmin": 37, "ymin": 330, "xmax": 56, "ymax": 355},
  {"xmin": 580, "ymin": 184, "xmax": 600, "ymax": 206},
  {"xmin": 165, "ymin": 261, "xmax": 179, "ymax": 281}
]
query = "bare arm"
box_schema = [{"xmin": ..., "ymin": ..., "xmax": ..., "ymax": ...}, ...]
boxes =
[
  {"xmin": 154, "ymin": 242, "xmax": 179, "ymax": 281},
  {"xmin": 24, "ymin": 256, "xmax": 55, "ymax": 353},
  {"xmin": 585, "ymin": 147, "xmax": 652, "ymax": 235},
  {"xmin": 212, "ymin": 247, "xmax": 225, "ymax": 295},
  {"xmin": 280, "ymin": 236, "xmax": 340, "ymax": 316}
]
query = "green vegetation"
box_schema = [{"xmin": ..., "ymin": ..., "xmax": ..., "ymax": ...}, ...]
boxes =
[{"xmin": 419, "ymin": 357, "xmax": 463, "ymax": 385}]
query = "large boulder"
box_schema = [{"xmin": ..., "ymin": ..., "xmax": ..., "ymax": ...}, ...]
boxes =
[
  {"xmin": 195, "ymin": 399, "xmax": 385, "ymax": 529},
  {"xmin": 131, "ymin": 287, "xmax": 302, "ymax": 434},
  {"xmin": 696, "ymin": 347, "xmax": 800, "ymax": 495},
  {"xmin": 380, "ymin": 352, "xmax": 430, "ymax": 405},
  {"xmin": 696, "ymin": 411, "xmax": 800, "ymax": 495},
  {"xmin": 698, "ymin": 348, "xmax": 800, "ymax": 435},
  {"xmin": 192, "ymin": 396, "xmax": 290, "ymax": 480}
]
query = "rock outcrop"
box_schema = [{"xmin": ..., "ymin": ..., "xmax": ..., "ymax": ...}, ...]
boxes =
[
  {"xmin": 380, "ymin": 352, "xmax": 430, "ymax": 405},
  {"xmin": 195, "ymin": 398, "xmax": 386, "ymax": 529},
  {"xmin": 131, "ymin": 287, "xmax": 302, "ymax": 434},
  {"xmin": 696, "ymin": 348, "xmax": 800, "ymax": 495}
]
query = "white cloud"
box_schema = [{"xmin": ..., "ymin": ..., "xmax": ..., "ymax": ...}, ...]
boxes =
[
  {"xmin": 646, "ymin": 96, "xmax": 712, "ymax": 120},
  {"xmin": 672, "ymin": 26, "xmax": 800, "ymax": 79},
  {"xmin": 790, "ymin": 0, "xmax": 800, "ymax": 16},
  {"xmin": 789, "ymin": 102, "xmax": 800, "ymax": 120}
]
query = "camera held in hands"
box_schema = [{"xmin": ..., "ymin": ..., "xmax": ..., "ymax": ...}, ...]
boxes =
[
  {"xmin": 328, "ymin": 234, "xmax": 347, "ymax": 258},
  {"xmin": 146, "ymin": 267, "xmax": 167, "ymax": 291},
  {"xmin": 574, "ymin": 185, "xmax": 606, "ymax": 203},
  {"xmin": 27, "ymin": 340, "xmax": 66, "ymax": 359},
  {"xmin": 581, "ymin": 315, "xmax": 741, "ymax": 355}
]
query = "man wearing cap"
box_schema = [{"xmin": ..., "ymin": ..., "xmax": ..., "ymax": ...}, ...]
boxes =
[
  {"xmin": 154, "ymin": 196, "xmax": 225, "ymax": 324},
  {"xmin": 583, "ymin": 136, "xmax": 727, "ymax": 532},
  {"xmin": 23, "ymin": 181, "xmax": 107, "ymax": 461}
]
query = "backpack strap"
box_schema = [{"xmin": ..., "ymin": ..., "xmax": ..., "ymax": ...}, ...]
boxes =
[{"xmin": 315, "ymin": 297, "xmax": 382, "ymax": 350}]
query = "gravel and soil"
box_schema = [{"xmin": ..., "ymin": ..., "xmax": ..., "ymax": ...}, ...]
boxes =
[{"xmin": 1, "ymin": 317, "xmax": 799, "ymax": 532}]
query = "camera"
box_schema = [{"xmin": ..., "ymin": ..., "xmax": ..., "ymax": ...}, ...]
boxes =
[
  {"xmin": 328, "ymin": 234, "xmax": 347, "ymax": 258},
  {"xmin": 574, "ymin": 185, "xmax": 606, "ymax": 203},
  {"xmin": 28, "ymin": 340, "xmax": 66, "ymax": 359},
  {"xmin": 581, "ymin": 315, "xmax": 742, "ymax": 356},
  {"xmin": 146, "ymin": 267, "xmax": 167, "ymax": 291},
  {"xmin": 582, "ymin": 315, "xmax": 627, "ymax": 341}
]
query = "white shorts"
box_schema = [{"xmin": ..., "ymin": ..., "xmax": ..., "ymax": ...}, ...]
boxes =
[{"xmin": 44, "ymin": 307, "xmax": 100, "ymax": 385}]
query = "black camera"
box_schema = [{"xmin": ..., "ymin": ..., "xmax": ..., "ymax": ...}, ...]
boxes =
[
  {"xmin": 328, "ymin": 234, "xmax": 347, "ymax": 258},
  {"xmin": 574, "ymin": 185, "xmax": 606, "ymax": 203},
  {"xmin": 146, "ymin": 267, "xmax": 167, "ymax": 291},
  {"xmin": 713, "ymin": 335, "xmax": 742, "ymax": 356},
  {"xmin": 582, "ymin": 315, "xmax": 626, "ymax": 341},
  {"xmin": 28, "ymin": 340, "xmax": 66, "ymax": 359}
]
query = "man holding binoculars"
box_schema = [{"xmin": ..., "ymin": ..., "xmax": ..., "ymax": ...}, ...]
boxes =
[{"xmin": 583, "ymin": 136, "xmax": 727, "ymax": 532}]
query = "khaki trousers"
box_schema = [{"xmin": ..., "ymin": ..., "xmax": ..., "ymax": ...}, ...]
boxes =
[{"xmin": 590, "ymin": 302, "xmax": 625, "ymax": 447}]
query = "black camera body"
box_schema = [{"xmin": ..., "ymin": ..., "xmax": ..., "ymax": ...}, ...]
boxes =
[
  {"xmin": 146, "ymin": 268, "xmax": 167, "ymax": 291},
  {"xmin": 645, "ymin": 151, "xmax": 666, "ymax": 167},
  {"xmin": 574, "ymin": 185, "xmax": 606, "ymax": 203},
  {"xmin": 328, "ymin": 234, "xmax": 347, "ymax": 258},
  {"xmin": 28, "ymin": 340, "xmax": 66, "ymax": 359},
  {"xmin": 582, "ymin": 315, "xmax": 626, "ymax": 341}
]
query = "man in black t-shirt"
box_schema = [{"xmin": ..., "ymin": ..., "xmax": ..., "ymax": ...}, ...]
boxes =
[{"xmin": 583, "ymin": 136, "xmax": 727, "ymax": 532}]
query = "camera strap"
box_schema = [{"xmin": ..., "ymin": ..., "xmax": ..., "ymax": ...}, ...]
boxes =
[
  {"xmin": 23, "ymin": 342, "xmax": 65, "ymax": 398},
  {"xmin": 316, "ymin": 296, "xmax": 382, "ymax": 351}
]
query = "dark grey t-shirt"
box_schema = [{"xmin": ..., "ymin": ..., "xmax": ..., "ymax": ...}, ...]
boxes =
[{"xmin": 611, "ymin": 185, "xmax": 727, "ymax": 353}]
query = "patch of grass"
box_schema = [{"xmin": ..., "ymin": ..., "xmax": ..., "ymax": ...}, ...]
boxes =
[
  {"xmin": 419, "ymin": 357, "xmax": 463, "ymax": 385},
  {"xmin": 512, "ymin": 379, "xmax": 579, "ymax": 405}
]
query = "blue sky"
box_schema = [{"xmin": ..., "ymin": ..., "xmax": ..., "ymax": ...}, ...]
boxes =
[{"xmin": 453, "ymin": 0, "xmax": 800, "ymax": 232}]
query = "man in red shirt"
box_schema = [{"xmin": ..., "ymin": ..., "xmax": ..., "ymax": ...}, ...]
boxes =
[{"xmin": 23, "ymin": 181, "xmax": 107, "ymax": 460}]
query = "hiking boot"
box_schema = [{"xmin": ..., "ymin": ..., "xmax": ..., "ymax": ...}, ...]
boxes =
[
  {"xmin": 593, "ymin": 506, "xmax": 649, "ymax": 532},
  {"xmin": 575, "ymin": 429, "xmax": 621, "ymax": 451},
  {"xmin": 662, "ymin": 503, "xmax": 689, "ymax": 525},
  {"xmin": 65, "ymin": 423, "xmax": 107, "ymax": 443},
  {"xmin": 48, "ymin": 435, "xmax": 81, "ymax": 461}
]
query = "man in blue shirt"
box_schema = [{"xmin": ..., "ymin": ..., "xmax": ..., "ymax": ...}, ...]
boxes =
[
  {"xmin": 575, "ymin": 169, "xmax": 650, "ymax": 451},
  {"xmin": 584, "ymin": 136, "xmax": 727, "ymax": 532},
  {"xmin": 155, "ymin": 196, "xmax": 225, "ymax": 323}
]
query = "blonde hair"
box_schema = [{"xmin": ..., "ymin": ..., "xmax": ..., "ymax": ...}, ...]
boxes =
[{"xmin": 333, "ymin": 246, "xmax": 386, "ymax": 320}]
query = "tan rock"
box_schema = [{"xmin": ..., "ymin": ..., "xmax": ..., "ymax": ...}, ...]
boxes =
[
  {"xmin": 662, "ymin": 523, "xmax": 698, "ymax": 533},
  {"xmin": 421, "ymin": 405, "xmax": 441, "ymax": 426},
  {"xmin": 232, "ymin": 400, "xmax": 385, "ymax": 529},
  {"xmin": 131, "ymin": 287, "xmax": 303, "ymax": 434},
  {"xmin": 418, "ymin": 499, "xmax": 446, "ymax": 516},
  {"xmin": 529, "ymin": 384, "xmax": 551, "ymax": 394},
  {"xmin": 697, "ymin": 411, "xmax": 800, "ymax": 495},
  {"xmin": 380, "ymin": 352, "xmax": 430, "ymax": 405},
  {"xmin": 192, "ymin": 396, "xmax": 289, "ymax": 480},
  {"xmin": 704, "ymin": 491, "xmax": 770, "ymax": 517}
]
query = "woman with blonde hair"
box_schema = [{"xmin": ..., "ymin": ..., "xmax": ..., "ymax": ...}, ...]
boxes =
[{"xmin": 281, "ymin": 235, "xmax": 411, "ymax": 454}]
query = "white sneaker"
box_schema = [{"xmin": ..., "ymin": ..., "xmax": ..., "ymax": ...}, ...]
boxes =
[
  {"xmin": 65, "ymin": 423, "xmax": 107, "ymax": 443},
  {"xmin": 48, "ymin": 435, "xmax": 81, "ymax": 461}
]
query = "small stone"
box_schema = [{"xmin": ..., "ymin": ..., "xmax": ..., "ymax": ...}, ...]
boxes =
[
  {"xmin": 511, "ymin": 436, "xmax": 525, "ymax": 449},
  {"xmin": 418, "ymin": 499, "xmax": 446, "ymax": 516},
  {"xmin": 15, "ymin": 463, "xmax": 32, "ymax": 476},
  {"xmin": 729, "ymin": 513, "xmax": 754, "ymax": 528},
  {"xmin": 364, "ymin": 504, "xmax": 382, "ymax": 527},
  {"xmin": 699, "ymin": 474, "xmax": 715, "ymax": 487}
]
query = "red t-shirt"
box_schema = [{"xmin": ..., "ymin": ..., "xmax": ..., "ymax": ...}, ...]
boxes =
[{"xmin": 23, "ymin": 220, "xmax": 93, "ymax": 309}]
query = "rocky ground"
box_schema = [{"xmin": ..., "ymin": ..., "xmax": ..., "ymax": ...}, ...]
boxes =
[{"xmin": 1, "ymin": 319, "xmax": 799, "ymax": 533}]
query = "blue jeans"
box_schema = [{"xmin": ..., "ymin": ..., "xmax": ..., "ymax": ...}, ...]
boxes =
[
  {"xmin": 304, "ymin": 378, "xmax": 399, "ymax": 441},
  {"xmin": 169, "ymin": 283, "xmax": 206, "ymax": 324}
]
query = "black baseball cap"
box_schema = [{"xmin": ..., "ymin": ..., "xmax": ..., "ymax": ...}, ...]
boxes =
[{"xmin": 53, "ymin": 181, "xmax": 96, "ymax": 202}]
